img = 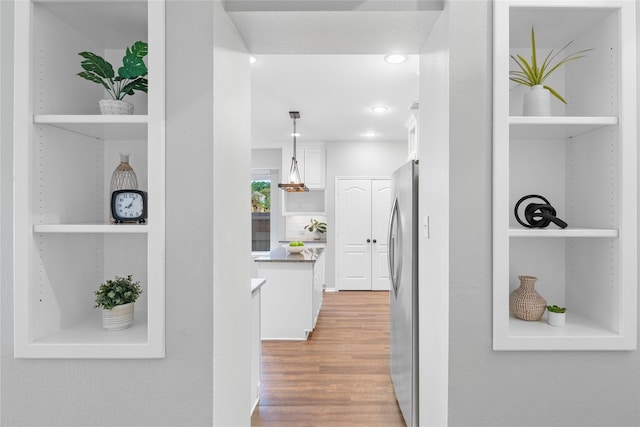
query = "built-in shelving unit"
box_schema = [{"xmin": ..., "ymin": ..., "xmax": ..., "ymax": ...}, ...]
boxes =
[
  {"xmin": 14, "ymin": 1, "xmax": 165, "ymax": 358},
  {"xmin": 493, "ymin": 1, "xmax": 637, "ymax": 351}
]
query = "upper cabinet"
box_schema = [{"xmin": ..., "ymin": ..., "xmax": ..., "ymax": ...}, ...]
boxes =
[
  {"xmin": 281, "ymin": 143, "xmax": 326, "ymax": 215},
  {"xmin": 281, "ymin": 143, "xmax": 326, "ymax": 190},
  {"xmin": 13, "ymin": 1, "xmax": 165, "ymax": 358},
  {"xmin": 493, "ymin": 1, "xmax": 637, "ymax": 350}
]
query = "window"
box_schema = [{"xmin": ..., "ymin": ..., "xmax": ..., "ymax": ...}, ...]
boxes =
[{"xmin": 251, "ymin": 178, "xmax": 271, "ymax": 251}]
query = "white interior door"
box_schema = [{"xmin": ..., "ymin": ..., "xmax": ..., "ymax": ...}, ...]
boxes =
[
  {"xmin": 337, "ymin": 180, "xmax": 372, "ymax": 290},
  {"xmin": 371, "ymin": 179, "xmax": 391, "ymax": 290}
]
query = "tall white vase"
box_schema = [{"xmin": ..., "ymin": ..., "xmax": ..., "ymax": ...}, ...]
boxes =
[{"xmin": 523, "ymin": 85, "xmax": 551, "ymax": 116}]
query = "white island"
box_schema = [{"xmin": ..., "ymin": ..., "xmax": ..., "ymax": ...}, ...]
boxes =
[{"xmin": 255, "ymin": 247, "xmax": 325, "ymax": 340}]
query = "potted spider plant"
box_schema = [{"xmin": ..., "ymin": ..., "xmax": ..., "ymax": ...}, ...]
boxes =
[
  {"xmin": 94, "ymin": 275, "xmax": 142, "ymax": 331},
  {"xmin": 546, "ymin": 305, "xmax": 567, "ymax": 327},
  {"xmin": 510, "ymin": 27, "xmax": 592, "ymax": 116},
  {"xmin": 77, "ymin": 41, "xmax": 148, "ymax": 115}
]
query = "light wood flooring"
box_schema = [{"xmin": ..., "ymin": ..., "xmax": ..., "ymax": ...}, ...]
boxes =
[{"xmin": 251, "ymin": 291, "xmax": 406, "ymax": 427}]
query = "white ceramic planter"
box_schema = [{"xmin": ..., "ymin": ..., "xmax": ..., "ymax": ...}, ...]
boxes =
[
  {"xmin": 102, "ymin": 302, "xmax": 135, "ymax": 331},
  {"xmin": 523, "ymin": 85, "xmax": 551, "ymax": 116},
  {"xmin": 547, "ymin": 311, "xmax": 566, "ymax": 327},
  {"xmin": 99, "ymin": 99, "xmax": 134, "ymax": 115}
]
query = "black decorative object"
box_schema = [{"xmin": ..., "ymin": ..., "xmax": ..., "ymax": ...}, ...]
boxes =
[{"xmin": 514, "ymin": 194, "xmax": 567, "ymax": 229}]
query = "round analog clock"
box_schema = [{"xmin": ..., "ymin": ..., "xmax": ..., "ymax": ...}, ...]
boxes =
[{"xmin": 111, "ymin": 190, "xmax": 147, "ymax": 224}]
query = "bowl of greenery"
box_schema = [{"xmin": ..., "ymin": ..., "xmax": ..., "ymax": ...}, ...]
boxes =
[{"xmin": 287, "ymin": 241, "xmax": 306, "ymax": 254}]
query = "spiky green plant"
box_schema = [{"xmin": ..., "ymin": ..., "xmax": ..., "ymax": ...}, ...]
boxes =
[
  {"xmin": 510, "ymin": 27, "xmax": 592, "ymax": 104},
  {"xmin": 304, "ymin": 218, "xmax": 327, "ymax": 233}
]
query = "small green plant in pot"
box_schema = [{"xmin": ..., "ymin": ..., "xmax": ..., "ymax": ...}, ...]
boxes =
[
  {"xmin": 304, "ymin": 218, "xmax": 327, "ymax": 240},
  {"xmin": 546, "ymin": 305, "xmax": 567, "ymax": 327},
  {"xmin": 94, "ymin": 275, "xmax": 142, "ymax": 331},
  {"xmin": 510, "ymin": 27, "xmax": 592, "ymax": 115},
  {"xmin": 77, "ymin": 41, "xmax": 148, "ymax": 115}
]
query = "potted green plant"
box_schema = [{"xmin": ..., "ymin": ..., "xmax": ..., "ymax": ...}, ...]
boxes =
[
  {"xmin": 546, "ymin": 305, "xmax": 567, "ymax": 327},
  {"xmin": 94, "ymin": 275, "xmax": 142, "ymax": 331},
  {"xmin": 77, "ymin": 41, "xmax": 148, "ymax": 115},
  {"xmin": 304, "ymin": 218, "xmax": 327, "ymax": 240},
  {"xmin": 510, "ymin": 27, "xmax": 591, "ymax": 116}
]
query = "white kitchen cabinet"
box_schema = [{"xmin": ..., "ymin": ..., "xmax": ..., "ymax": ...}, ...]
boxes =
[
  {"xmin": 493, "ymin": 1, "xmax": 636, "ymax": 350},
  {"xmin": 281, "ymin": 143, "xmax": 326, "ymax": 215},
  {"xmin": 250, "ymin": 278, "xmax": 266, "ymax": 414},
  {"xmin": 256, "ymin": 248, "xmax": 324, "ymax": 340},
  {"xmin": 282, "ymin": 143, "xmax": 326, "ymax": 189},
  {"xmin": 13, "ymin": 1, "xmax": 165, "ymax": 358}
]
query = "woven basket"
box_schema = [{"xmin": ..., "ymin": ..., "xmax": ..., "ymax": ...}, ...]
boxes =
[
  {"xmin": 510, "ymin": 275, "xmax": 547, "ymax": 321},
  {"xmin": 99, "ymin": 99, "xmax": 134, "ymax": 115}
]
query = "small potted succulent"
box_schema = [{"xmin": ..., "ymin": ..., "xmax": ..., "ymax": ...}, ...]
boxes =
[
  {"xmin": 546, "ymin": 305, "xmax": 567, "ymax": 327},
  {"xmin": 304, "ymin": 218, "xmax": 327, "ymax": 240},
  {"xmin": 94, "ymin": 275, "xmax": 142, "ymax": 331},
  {"xmin": 77, "ymin": 41, "xmax": 148, "ymax": 115},
  {"xmin": 510, "ymin": 27, "xmax": 591, "ymax": 115}
]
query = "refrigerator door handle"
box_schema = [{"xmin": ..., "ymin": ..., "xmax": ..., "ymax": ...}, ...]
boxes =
[{"xmin": 387, "ymin": 196, "xmax": 399, "ymax": 296}]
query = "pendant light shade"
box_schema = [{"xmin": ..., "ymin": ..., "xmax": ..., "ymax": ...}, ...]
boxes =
[{"xmin": 278, "ymin": 111, "xmax": 309, "ymax": 192}]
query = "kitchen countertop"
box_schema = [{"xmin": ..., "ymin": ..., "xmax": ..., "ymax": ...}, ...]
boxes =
[
  {"xmin": 255, "ymin": 247, "xmax": 324, "ymax": 263},
  {"xmin": 279, "ymin": 240, "xmax": 327, "ymax": 244}
]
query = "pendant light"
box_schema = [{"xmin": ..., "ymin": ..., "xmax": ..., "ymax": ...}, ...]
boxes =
[{"xmin": 278, "ymin": 111, "xmax": 309, "ymax": 192}]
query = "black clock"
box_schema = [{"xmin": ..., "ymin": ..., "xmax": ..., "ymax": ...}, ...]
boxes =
[{"xmin": 111, "ymin": 190, "xmax": 147, "ymax": 224}]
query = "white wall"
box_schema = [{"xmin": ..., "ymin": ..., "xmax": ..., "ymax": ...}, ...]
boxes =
[
  {"xmin": 417, "ymin": 5, "xmax": 450, "ymax": 425},
  {"xmin": 1, "ymin": 2, "xmax": 252, "ymax": 425},
  {"xmin": 212, "ymin": 1, "xmax": 252, "ymax": 424},
  {"xmin": 325, "ymin": 140, "xmax": 406, "ymax": 289},
  {"xmin": 445, "ymin": 2, "xmax": 640, "ymax": 426}
]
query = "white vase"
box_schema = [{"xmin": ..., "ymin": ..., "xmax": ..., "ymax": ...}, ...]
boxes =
[
  {"xmin": 99, "ymin": 99, "xmax": 134, "ymax": 115},
  {"xmin": 102, "ymin": 302, "xmax": 135, "ymax": 331},
  {"xmin": 547, "ymin": 311, "xmax": 566, "ymax": 327},
  {"xmin": 313, "ymin": 231, "xmax": 322, "ymax": 240},
  {"xmin": 523, "ymin": 85, "xmax": 551, "ymax": 116}
]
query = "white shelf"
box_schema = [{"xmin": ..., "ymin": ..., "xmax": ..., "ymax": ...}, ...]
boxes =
[
  {"xmin": 14, "ymin": 0, "xmax": 165, "ymax": 359},
  {"xmin": 502, "ymin": 313, "xmax": 630, "ymax": 351},
  {"xmin": 25, "ymin": 312, "xmax": 160, "ymax": 359},
  {"xmin": 509, "ymin": 227, "xmax": 618, "ymax": 238},
  {"xmin": 34, "ymin": 223, "xmax": 149, "ymax": 234},
  {"xmin": 493, "ymin": 1, "xmax": 637, "ymax": 351},
  {"xmin": 34, "ymin": 115, "xmax": 148, "ymax": 140},
  {"xmin": 509, "ymin": 116, "xmax": 618, "ymax": 139}
]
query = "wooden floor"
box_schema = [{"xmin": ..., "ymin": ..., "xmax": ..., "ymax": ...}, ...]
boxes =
[{"xmin": 251, "ymin": 291, "xmax": 406, "ymax": 427}]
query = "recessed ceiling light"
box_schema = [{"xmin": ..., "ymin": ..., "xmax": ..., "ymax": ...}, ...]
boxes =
[
  {"xmin": 371, "ymin": 105, "xmax": 389, "ymax": 113},
  {"xmin": 364, "ymin": 131, "xmax": 379, "ymax": 137},
  {"xmin": 249, "ymin": 55, "xmax": 258, "ymax": 64},
  {"xmin": 384, "ymin": 54, "xmax": 407, "ymax": 64}
]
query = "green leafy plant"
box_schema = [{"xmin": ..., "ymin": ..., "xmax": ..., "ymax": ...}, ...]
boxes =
[
  {"xmin": 510, "ymin": 27, "xmax": 592, "ymax": 104},
  {"xmin": 77, "ymin": 41, "xmax": 148, "ymax": 101},
  {"xmin": 94, "ymin": 275, "xmax": 142, "ymax": 310},
  {"xmin": 547, "ymin": 305, "xmax": 567, "ymax": 314},
  {"xmin": 304, "ymin": 218, "xmax": 327, "ymax": 234}
]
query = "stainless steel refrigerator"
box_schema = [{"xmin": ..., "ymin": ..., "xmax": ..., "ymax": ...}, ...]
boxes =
[{"xmin": 388, "ymin": 160, "xmax": 419, "ymax": 427}]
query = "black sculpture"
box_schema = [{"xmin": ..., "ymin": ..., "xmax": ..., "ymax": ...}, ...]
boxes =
[{"xmin": 514, "ymin": 195, "xmax": 568, "ymax": 229}]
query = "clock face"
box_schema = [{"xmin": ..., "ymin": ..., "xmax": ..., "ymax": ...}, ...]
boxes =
[{"xmin": 111, "ymin": 190, "xmax": 147, "ymax": 223}]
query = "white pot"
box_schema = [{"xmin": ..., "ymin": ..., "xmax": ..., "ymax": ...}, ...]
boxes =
[
  {"xmin": 523, "ymin": 85, "xmax": 551, "ymax": 116},
  {"xmin": 102, "ymin": 302, "xmax": 135, "ymax": 331},
  {"xmin": 547, "ymin": 311, "xmax": 566, "ymax": 327},
  {"xmin": 313, "ymin": 231, "xmax": 322, "ymax": 240},
  {"xmin": 99, "ymin": 99, "xmax": 134, "ymax": 115}
]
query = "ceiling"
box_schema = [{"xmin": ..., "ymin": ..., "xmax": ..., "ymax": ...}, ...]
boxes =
[{"xmin": 224, "ymin": 0, "xmax": 444, "ymax": 148}]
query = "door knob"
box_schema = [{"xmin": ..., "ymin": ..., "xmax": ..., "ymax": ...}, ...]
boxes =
[
  {"xmin": 366, "ymin": 239, "xmax": 371, "ymax": 243},
  {"xmin": 372, "ymin": 239, "xmax": 377, "ymax": 243}
]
